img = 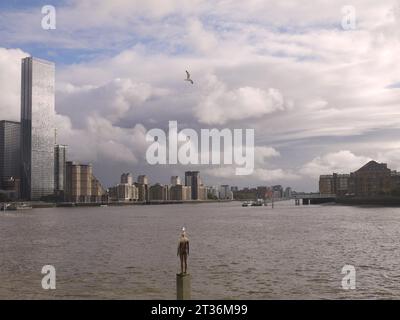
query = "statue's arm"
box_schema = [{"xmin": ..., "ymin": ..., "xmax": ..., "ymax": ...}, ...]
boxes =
[
  {"xmin": 187, "ymin": 241, "xmax": 190, "ymax": 256},
  {"xmin": 177, "ymin": 243, "xmax": 180, "ymax": 256}
]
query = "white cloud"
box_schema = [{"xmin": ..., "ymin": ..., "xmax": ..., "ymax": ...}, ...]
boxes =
[
  {"xmin": 57, "ymin": 78, "xmax": 156, "ymax": 124},
  {"xmin": 204, "ymin": 145, "xmax": 299, "ymax": 183},
  {"xmin": 254, "ymin": 146, "xmax": 280, "ymax": 165},
  {"xmin": 0, "ymin": 48, "xmax": 29, "ymax": 121},
  {"xmin": 204, "ymin": 166, "xmax": 300, "ymax": 183},
  {"xmin": 195, "ymin": 75, "xmax": 288, "ymax": 125},
  {"xmin": 254, "ymin": 168, "xmax": 301, "ymax": 181},
  {"xmin": 185, "ymin": 18, "xmax": 218, "ymax": 54},
  {"xmin": 302, "ymin": 150, "xmax": 371, "ymax": 177},
  {"xmin": 377, "ymin": 149, "xmax": 400, "ymax": 170},
  {"xmin": 55, "ymin": 114, "xmax": 148, "ymax": 165}
]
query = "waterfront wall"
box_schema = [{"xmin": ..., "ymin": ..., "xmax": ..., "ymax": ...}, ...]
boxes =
[{"xmin": 336, "ymin": 196, "xmax": 400, "ymax": 206}]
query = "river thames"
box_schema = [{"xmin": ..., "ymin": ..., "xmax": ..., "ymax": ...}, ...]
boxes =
[{"xmin": 1, "ymin": 201, "xmax": 400, "ymax": 299}]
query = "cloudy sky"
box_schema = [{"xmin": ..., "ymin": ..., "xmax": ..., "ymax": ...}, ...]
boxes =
[{"xmin": 1, "ymin": 0, "xmax": 400, "ymax": 191}]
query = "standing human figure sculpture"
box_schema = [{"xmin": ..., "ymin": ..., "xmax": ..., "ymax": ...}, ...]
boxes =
[{"xmin": 177, "ymin": 228, "xmax": 189, "ymax": 274}]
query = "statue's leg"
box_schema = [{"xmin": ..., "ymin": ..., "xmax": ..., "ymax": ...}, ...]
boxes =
[
  {"xmin": 180, "ymin": 255, "xmax": 184, "ymax": 274},
  {"xmin": 184, "ymin": 254, "xmax": 187, "ymax": 273}
]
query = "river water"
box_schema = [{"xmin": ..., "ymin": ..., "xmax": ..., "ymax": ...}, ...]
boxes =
[{"xmin": 1, "ymin": 201, "xmax": 400, "ymax": 299}]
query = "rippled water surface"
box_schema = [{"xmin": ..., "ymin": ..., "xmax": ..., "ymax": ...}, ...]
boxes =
[{"xmin": 1, "ymin": 201, "xmax": 400, "ymax": 299}]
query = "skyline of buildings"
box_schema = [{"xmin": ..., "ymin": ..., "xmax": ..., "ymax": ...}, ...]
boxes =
[
  {"xmin": 0, "ymin": 56, "xmax": 298, "ymax": 203},
  {"xmin": 109, "ymin": 173, "xmax": 138, "ymax": 202},
  {"xmin": 120, "ymin": 172, "xmax": 133, "ymax": 185},
  {"xmin": 1, "ymin": 0, "xmax": 400, "ymax": 199},
  {"xmin": 169, "ymin": 184, "xmax": 192, "ymax": 201},
  {"xmin": 170, "ymin": 176, "xmax": 181, "ymax": 186},
  {"xmin": 106, "ymin": 171, "xmax": 295, "ymax": 202},
  {"xmin": 319, "ymin": 160, "xmax": 400, "ymax": 198},
  {"xmin": 65, "ymin": 161, "xmax": 106, "ymax": 203},
  {"xmin": 219, "ymin": 185, "xmax": 233, "ymax": 200}
]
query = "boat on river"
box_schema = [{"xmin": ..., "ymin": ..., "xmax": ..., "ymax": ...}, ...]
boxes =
[
  {"xmin": 242, "ymin": 201, "xmax": 252, "ymax": 207},
  {"xmin": 6, "ymin": 203, "xmax": 33, "ymax": 210},
  {"xmin": 242, "ymin": 199, "xmax": 266, "ymax": 207}
]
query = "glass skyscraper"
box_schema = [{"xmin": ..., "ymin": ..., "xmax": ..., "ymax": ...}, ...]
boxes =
[
  {"xmin": 0, "ymin": 120, "xmax": 21, "ymax": 188},
  {"xmin": 21, "ymin": 57, "xmax": 55, "ymax": 200},
  {"xmin": 185, "ymin": 171, "xmax": 200, "ymax": 200},
  {"xmin": 54, "ymin": 144, "xmax": 67, "ymax": 195}
]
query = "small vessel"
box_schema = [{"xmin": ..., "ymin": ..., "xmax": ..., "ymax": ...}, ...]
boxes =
[
  {"xmin": 7, "ymin": 203, "xmax": 33, "ymax": 210},
  {"xmin": 251, "ymin": 199, "xmax": 265, "ymax": 207},
  {"xmin": 242, "ymin": 199, "xmax": 266, "ymax": 207},
  {"xmin": 1, "ymin": 203, "xmax": 11, "ymax": 211}
]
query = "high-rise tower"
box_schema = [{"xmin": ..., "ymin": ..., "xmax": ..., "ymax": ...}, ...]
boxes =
[
  {"xmin": 20, "ymin": 57, "xmax": 55, "ymax": 200},
  {"xmin": 0, "ymin": 121, "xmax": 20, "ymax": 189}
]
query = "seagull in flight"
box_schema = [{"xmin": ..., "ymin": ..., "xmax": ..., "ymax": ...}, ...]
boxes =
[{"xmin": 185, "ymin": 70, "xmax": 194, "ymax": 84}]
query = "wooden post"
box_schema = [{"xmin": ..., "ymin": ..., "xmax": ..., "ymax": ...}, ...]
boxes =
[{"xmin": 176, "ymin": 273, "xmax": 191, "ymax": 300}]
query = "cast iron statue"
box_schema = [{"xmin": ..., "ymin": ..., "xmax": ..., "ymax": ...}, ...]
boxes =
[{"xmin": 177, "ymin": 227, "xmax": 189, "ymax": 274}]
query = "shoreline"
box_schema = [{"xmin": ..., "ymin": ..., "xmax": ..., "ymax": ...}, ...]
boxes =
[
  {"xmin": 335, "ymin": 196, "xmax": 400, "ymax": 207},
  {"xmin": 1, "ymin": 199, "xmax": 234, "ymax": 209}
]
